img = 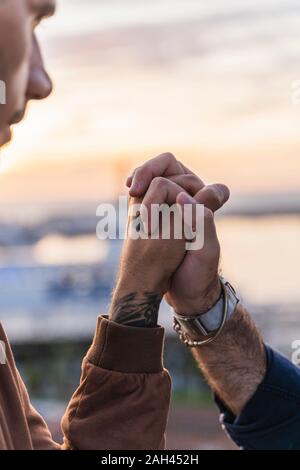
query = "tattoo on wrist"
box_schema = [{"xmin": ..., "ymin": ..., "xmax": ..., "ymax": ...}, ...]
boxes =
[{"xmin": 110, "ymin": 291, "xmax": 161, "ymax": 327}]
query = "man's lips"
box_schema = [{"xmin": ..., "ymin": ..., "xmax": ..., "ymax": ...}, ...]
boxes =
[{"xmin": 9, "ymin": 111, "xmax": 25, "ymax": 125}]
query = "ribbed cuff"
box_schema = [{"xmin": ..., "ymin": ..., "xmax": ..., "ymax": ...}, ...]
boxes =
[{"xmin": 86, "ymin": 315, "xmax": 165, "ymax": 374}]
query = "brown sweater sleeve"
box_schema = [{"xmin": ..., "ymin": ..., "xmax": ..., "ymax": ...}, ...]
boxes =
[
  {"xmin": 60, "ymin": 316, "xmax": 171, "ymax": 450},
  {"xmin": 16, "ymin": 369, "xmax": 60, "ymax": 450},
  {"xmin": 1, "ymin": 316, "xmax": 170, "ymax": 450},
  {"xmin": 0, "ymin": 321, "xmax": 60, "ymax": 450}
]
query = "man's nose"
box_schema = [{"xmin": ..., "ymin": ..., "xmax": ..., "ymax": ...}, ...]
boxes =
[{"xmin": 26, "ymin": 36, "xmax": 53, "ymax": 101}]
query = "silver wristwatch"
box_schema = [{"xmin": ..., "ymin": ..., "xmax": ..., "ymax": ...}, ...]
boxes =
[{"xmin": 173, "ymin": 278, "xmax": 239, "ymax": 347}]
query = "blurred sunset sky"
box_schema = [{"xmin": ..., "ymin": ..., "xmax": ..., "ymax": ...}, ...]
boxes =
[
  {"xmin": 0, "ymin": 0, "xmax": 300, "ymax": 205},
  {"xmin": 1, "ymin": 2, "xmax": 299, "ymax": 446}
]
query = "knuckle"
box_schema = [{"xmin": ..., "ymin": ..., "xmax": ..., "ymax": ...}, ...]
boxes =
[
  {"xmin": 136, "ymin": 165, "xmax": 151, "ymax": 179},
  {"xmin": 205, "ymin": 186, "xmax": 217, "ymax": 197},
  {"xmin": 134, "ymin": 166, "xmax": 142, "ymax": 176},
  {"xmin": 162, "ymin": 151, "xmax": 176, "ymax": 162},
  {"xmin": 186, "ymin": 174, "xmax": 200, "ymax": 185},
  {"xmin": 151, "ymin": 176, "xmax": 165, "ymax": 189}
]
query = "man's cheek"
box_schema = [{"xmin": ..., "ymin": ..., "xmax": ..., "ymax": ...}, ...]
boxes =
[
  {"xmin": 0, "ymin": 3, "xmax": 32, "ymax": 72},
  {"xmin": 0, "ymin": 26, "xmax": 31, "ymax": 114},
  {"xmin": 9, "ymin": 61, "xmax": 29, "ymax": 110}
]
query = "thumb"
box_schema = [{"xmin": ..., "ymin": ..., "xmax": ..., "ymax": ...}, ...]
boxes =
[{"xmin": 176, "ymin": 191, "xmax": 218, "ymax": 252}]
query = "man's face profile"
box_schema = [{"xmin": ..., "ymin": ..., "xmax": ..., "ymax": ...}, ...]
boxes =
[{"xmin": 0, "ymin": 0, "xmax": 55, "ymax": 148}]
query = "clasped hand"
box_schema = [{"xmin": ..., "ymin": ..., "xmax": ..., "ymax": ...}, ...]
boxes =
[{"xmin": 110, "ymin": 153, "xmax": 230, "ymax": 326}]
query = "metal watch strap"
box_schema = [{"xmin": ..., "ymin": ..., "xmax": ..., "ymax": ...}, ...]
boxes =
[{"xmin": 173, "ymin": 278, "xmax": 239, "ymax": 347}]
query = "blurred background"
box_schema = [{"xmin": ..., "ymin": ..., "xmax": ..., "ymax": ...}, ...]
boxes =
[{"xmin": 0, "ymin": 0, "xmax": 300, "ymax": 450}]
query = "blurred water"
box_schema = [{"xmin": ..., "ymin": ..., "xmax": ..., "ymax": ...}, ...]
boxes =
[{"xmin": 0, "ymin": 214, "xmax": 298, "ymax": 346}]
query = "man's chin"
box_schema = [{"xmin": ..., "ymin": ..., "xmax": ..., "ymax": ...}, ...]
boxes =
[{"xmin": 0, "ymin": 127, "xmax": 12, "ymax": 147}]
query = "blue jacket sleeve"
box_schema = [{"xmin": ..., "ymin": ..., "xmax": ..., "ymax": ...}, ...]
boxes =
[{"xmin": 215, "ymin": 346, "xmax": 300, "ymax": 450}]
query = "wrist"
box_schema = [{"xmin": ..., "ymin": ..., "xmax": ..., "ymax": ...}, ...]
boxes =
[
  {"xmin": 116, "ymin": 270, "xmax": 168, "ymax": 298},
  {"xmin": 171, "ymin": 277, "xmax": 221, "ymax": 317},
  {"xmin": 109, "ymin": 282, "xmax": 162, "ymax": 327},
  {"xmin": 172, "ymin": 278, "xmax": 240, "ymax": 348}
]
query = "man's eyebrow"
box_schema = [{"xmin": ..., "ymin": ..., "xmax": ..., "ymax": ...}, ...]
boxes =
[{"xmin": 32, "ymin": 1, "xmax": 56, "ymax": 20}]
